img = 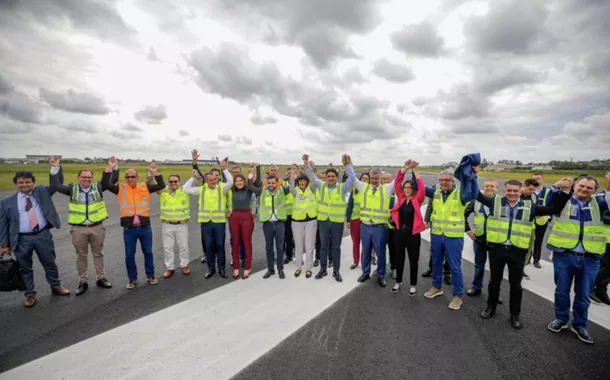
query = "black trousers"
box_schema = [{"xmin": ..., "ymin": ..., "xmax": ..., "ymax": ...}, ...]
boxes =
[
  {"xmin": 393, "ymin": 229, "xmax": 421, "ymax": 285},
  {"xmin": 532, "ymin": 223, "xmax": 548, "ymax": 263},
  {"xmin": 315, "ymin": 225, "xmax": 332, "ymax": 262},
  {"xmin": 487, "ymin": 244, "xmax": 528, "ymax": 315},
  {"xmin": 388, "ymin": 228, "xmax": 397, "ymax": 270},
  {"xmin": 284, "ymin": 215, "xmax": 294, "ymax": 259},
  {"xmin": 594, "ymin": 245, "xmax": 610, "ymax": 289}
]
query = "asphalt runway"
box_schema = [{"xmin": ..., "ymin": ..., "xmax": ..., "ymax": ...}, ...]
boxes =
[{"xmin": 0, "ymin": 173, "xmax": 608, "ymax": 379}]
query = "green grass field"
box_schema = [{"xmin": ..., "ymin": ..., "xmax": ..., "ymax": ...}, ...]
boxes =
[{"xmin": 0, "ymin": 163, "xmax": 605, "ymax": 191}]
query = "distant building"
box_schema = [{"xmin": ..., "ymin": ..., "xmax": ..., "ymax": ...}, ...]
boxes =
[
  {"xmin": 531, "ymin": 166, "xmax": 553, "ymax": 171},
  {"xmin": 485, "ymin": 164, "xmax": 517, "ymax": 172},
  {"xmin": 25, "ymin": 154, "xmax": 62, "ymax": 162}
]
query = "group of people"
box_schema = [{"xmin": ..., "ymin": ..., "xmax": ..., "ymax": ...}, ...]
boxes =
[{"xmin": 1, "ymin": 151, "xmax": 609, "ymax": 345}]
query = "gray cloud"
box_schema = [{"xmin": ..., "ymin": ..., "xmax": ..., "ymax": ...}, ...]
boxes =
[
  {"xmin": 0, "ymin": 120, "xmax": 37, "ymax": 135},
  {"xmin": 39, "ymin": 88, "xmax": 110, "ymax": 115},
  {"xmin": 391, "ymin": 22, "xmax": 445, "ymax": 57},
  {"xmin": 218, "ymin": 134, "xmax": 233, "ymax": 142},
  {"xmin": 474, "ymin": 65, "xmax": 541, "ymax": 94},
  {"xmin": 0, "ymin": 91, "xmax": 42, "ymax": 124},
  {"xmin": 110, "ymin": 130, "xmax": 139, "ymax": 140},
  {"xmin": 178, "ymin": 129, "xmax": 190, "ymax": 137},
  {"xmin": 236, "ymin": 136, "xmax": 253, "ymax": 145},
  {"xmin": 134, "ymin": 105, "xmax": 168, "ymax": 124},
  {"xmin": 372, "ymin": 59, "xmax": 415, "ymax": 83},
  {"xmin": 296, "ymin": 25, "xmax": 358, "ymax": 68},
  {"xmin": 0, "ymin": 74, "xmax": 14, "ymax": 94},
  {"xmin": 62, "ymin": 123, "xmax": 96, "ymax": 133},
  {"xmin": 121, "ymin": 123, "xmax": 144, "ymax": 132},
  {"xmin": 251, "ymin": 115, "xmax": 278, "ymax": 125},
  {"xmin": 423, "ymin": 85, "xmax": 491, "ymax": 121}
]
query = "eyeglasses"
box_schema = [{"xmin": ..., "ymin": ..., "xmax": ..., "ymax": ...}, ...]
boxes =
[
  {"xmin": 79, "ymin": 177, "xmax": 93, "ymax": 179},
  {"xmin": 125, "ymin": 176, "xmax": 137, "ymax": 179},
  {"xmin": 168, "ymin": 180, "xmax": 179, "ymax": 183}
]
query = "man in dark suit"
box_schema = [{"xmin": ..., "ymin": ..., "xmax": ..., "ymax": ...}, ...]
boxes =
[{"xmin": 0, "ymin": 170, "xmax": 70, "ymax": 308}]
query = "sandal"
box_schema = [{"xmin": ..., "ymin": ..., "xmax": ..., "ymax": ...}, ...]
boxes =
[
  {"xmin": 409, "ymin": 287, "xmax": 417, "ymax": 296},
  {"xmin": 233, "ymin": 270, "xmax": 239, "ymax": 279},
  {"xmin": 391, "ymin": 283, "xmax": 401, "ymax": 293},
  {"xmin": 242, "ymin": 270, "xmax": 250, "ymax": 280},
  {"xmin": 295, "ymin": 270, "xmax": 302, "ymax": 277}
]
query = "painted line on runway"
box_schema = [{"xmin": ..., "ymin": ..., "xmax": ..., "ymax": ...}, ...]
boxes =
[
  {"xmin": 418, "ymin": 205, "xmax": 610, "ymax": 330},
  {"xmin": 0, "ymin": 236, "xmax": 361, "ymax": 380}
]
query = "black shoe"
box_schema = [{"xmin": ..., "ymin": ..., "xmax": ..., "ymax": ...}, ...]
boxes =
[
  {"xmin": 201, "ymin": 256, "xmax": 207, "ymax": 263},
  {"xmin": 279, "ymin": 270, "xmax": 285, "ymax": 279},
  {"xmin": 76, "ymin": 282, "xmax": 88, "ymax": 296},
  {"xmin": 510, "ymin": 315, "xmax": 524, "ymax": 329},
  {"xmin": 498, "ymin": 296, "xmax": 504, "ymax": 305},
  {"xmin": 421, "ymin": 269, "xmax": 432, "ymax": 278},
  {"xmin": 315, "ymin": 269, "xmax": 328, "ymax": 279},
  {"xmin": 533, "ymin": 261, "xmax": 541, "ymax": 269},
  {"xmin": 350, "ymin": 263, "xmax": 357, "ymax": 270},
  {"xmin": 443, "ymin": 275, "xmax": 452, "ymax": 285},
  {"xmin": 547, "ymin": 319, "xmax": 568, "ymax": 333},
  {"xmin": 378, "ymin": 278, "xmax": 387, "ymax": 287},
  {"xmin": 219, "ymin": 270, "xmax": 228, "ymax": 279},
  {"xmin": 96, "ymin": 278, "xmax": 112, "ymax": 288},
  {"xmin": 467, "ymin": 288, "xmax": 481, "ymax": 297},
  {"xmin": 284, "ymin": 257, "xmax": 292, "ymax": 265},
  {"xmin": 570, "ymin": 325, "xmax": 594, "ymax": 344},
  {"xmin": 480, "ymin": 307, "xmax": 495, "ymax": 319},
  {"xmin": 313, "ymin": 259, "xmax": 320, "ymax": 267},
  {"xmin": 333, "ymin": 272, "xmax": 342, "ymax": 282},
  {"xmin": 263, "ymin": 271, "xmax": 275, "ymax": 279},
  {"xmin": 204, "ymin": 271, "xmax": 216, "ymax": 279},
  {"xmin": 357, "ymin": 274, "xmax": 370, "ymax": 283},
  {"xmin": 590, "ymin": 292, "xmax": 602, "ymax": 304},
  {"xmin": 596, "ymin": 288, "xmax": 610, "ymax": 305}
]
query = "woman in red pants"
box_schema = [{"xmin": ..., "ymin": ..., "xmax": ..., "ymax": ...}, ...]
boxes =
[
  {"xmin": 227, "ymin": 174, "xmax": 256, "ymax": 279},
  {"xmin": 346, "ymin": 172, "xmax": 370, "ymax": 269}
]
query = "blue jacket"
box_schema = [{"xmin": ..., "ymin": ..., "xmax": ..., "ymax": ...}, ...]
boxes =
[{"xmin": 454, "ymin": 153, "xmax": 481, "ymax": 202}]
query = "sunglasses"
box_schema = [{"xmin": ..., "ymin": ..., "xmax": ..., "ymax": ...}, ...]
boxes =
[
  {"xmin": 125, "ymin": 176, "xmax": 137, "ymax": 179},
  {"xmin": 169, "ymin": 180, "xmax": 179, "ymax": 183}
]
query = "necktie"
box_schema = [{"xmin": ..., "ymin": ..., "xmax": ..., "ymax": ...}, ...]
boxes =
[{"xmin": 25, "ymin": 196, "xmax": 39, "ymax": 232}]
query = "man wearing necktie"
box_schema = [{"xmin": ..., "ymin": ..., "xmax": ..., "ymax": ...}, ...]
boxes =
[{"xmin": 0, "ymin": 171, "xmax": 70, "ymax": 308}]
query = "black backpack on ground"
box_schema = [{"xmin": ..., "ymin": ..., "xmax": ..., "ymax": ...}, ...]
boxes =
[{"xmin": 0, "ymin": 254, "xmax": 24, "ymax": 292}]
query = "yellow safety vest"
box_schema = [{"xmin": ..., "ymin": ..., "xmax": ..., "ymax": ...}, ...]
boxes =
[
  {"xmin": 351, "ymin": 190, "xmax": 362, "ymax": 221},
  {"xmin": 197, "ymin": 183, "xmax": 227, "ymax": 223},
  {"xmin": 292, "ymin": 186, "xmax": 317, "ymax": 221},
  {"xmin": 316, "ymin": 183, "xmax": 347, "ymax": 223},
  {"xmin": 430, "ymin": 187, "xmax": 466, "ymax": 238},
  {"xmin": 547, "ymin": 197, "xmax": 606, "ymax": 254},
  {"xmin": 534, "ymin": 188, "xmax": 550, "ymax": 226},
  {"xmin": 285, "ymin": 188, "xmax": 295, "ymax": 216},
  {"xmin": 603, "ymin": 223, "xmax": 610, "ymax": 244},
  {"xmin": 359, "ymin": 184, "xmax": 390, "ymax": 225},
  {"xmin": 472, "ymin": 200, "xmax": 487, "ymax": 237},
  {"xmin": 259, "ymin": 189, "xmax": 287, "ymax": 222},
  {"xmin": 160, "ymin": 189, "xmax": 190, "ymax": 221},
  {"xmin": 68, "ymin": 183, "xmax": 108, "ymax": 225},
  {"xmin": 486, "ymin": 196, "xmax": 534, "ymax": 249}
]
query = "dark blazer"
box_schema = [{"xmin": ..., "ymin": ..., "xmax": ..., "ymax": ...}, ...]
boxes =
[{"xmin": 0, "ymin": 185, "xmax": 61, "ymax": 252}]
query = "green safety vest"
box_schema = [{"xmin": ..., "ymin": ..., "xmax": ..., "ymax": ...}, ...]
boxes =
[
  {"xmin": 473, "ymin": 200, "xmax": 488, "ymax": 237},
  {"xmin": 284, "ymin": 185, "xmax": 295, "ymax": 216},
  {"xmin": 68, "ymin": 183, "xmax": 108, "ymax": 225},
  {"xmin": 359, "ymin": 184, "xmax": 390, "ymax": 225},
  {"xmin": 486, "ymin": 196, "xmax": 534, "ymax": 249},
  {"xmin": 259, "ymin": 189, "xmax": 287, "ymax": 222},
  {"xmin": 292, "ymin": 186, "xmax": 317, "ymax": 221},
  {"xmin": 197, "ymin": 183, "xmax": 227, "ymax": 224},
  {"xmin": 430, "ymin": 187, "xmax": 466, "ymax": 238},
  {"xmin": 547, "ymin": 197, "xmax": 606, "ymax": 254},
  {"xmin": 160, "ymin": 189, "xmax": 190, "ymax": 221},
  {"xmin": 604, "ymin": 223, "xmax": 610, "ymax": 244},
  {"xmin": 534, "ymin": 188, "xmax": 550, "ymax": 226},
  {"xmin": 350, "ymin": 190, "xmax": 362, "ymax": 221},
  {"xmin": 316, "ymin": 183, "xmax": 347, "ymax": 223}
]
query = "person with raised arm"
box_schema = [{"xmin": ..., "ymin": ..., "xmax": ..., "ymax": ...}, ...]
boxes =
[
  {"xmin": 346, "ymin": 172, "xmax": 371, "ymax": 269},
  {"xmin": 390, "ymin": 160, "xmax": 426, "ymax": 295},
  {"xmin": 181, "ymin": 158, "xmax": 233, "ymax": 279},
  {"xmin": 101, "ymin": 156, "xmax": 166, "ymax": 289}
]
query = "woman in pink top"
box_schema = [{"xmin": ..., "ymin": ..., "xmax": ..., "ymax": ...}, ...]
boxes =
[{"xmin": 390, "ymin": 160, "xmax": 426, "ymax": 295}]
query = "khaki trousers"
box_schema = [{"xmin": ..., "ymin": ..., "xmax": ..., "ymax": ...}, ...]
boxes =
[{"xmin": 71, "ymin": 224, "xmax": 106, "ymax": 283}]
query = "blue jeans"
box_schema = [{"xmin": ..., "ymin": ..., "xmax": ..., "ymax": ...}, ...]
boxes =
[
  {"xmin": 15, "ymin": 229, "xmax": 61, "ymax": 297},
  {"xmin": 229, "ymin": 222, "xmax": 246, "ymax": 263},
  {"xmin": 360, "ymin": 224, "xmax": 387, "ymax": 277},
  {"xmin": 553, "ymin": 252, "xmax": 600, "ymax": 329},
  {"xmin": 472, "ymin": 240, "xmax": 488, "ymax": 291},
  {"xmin": 263, "ymin": 221, "xmax": 285, "ymax": 272},
  {"xmin": 123, "ymin": 225, "xmax": 154, "ymax": 282},
  {"xmin": 431, "ymin": 234, "xmax": 464, "ymax": 296},
  {"xmin": 201, "ymin": 222, "xmax": 226, "ymax": 271},
  {"xmin": 318, "ymin": 220, "xmax": 344, "ymax": 272}
]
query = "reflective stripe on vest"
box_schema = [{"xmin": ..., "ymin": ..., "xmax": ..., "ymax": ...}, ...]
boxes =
[
  {"xmin": 604, "ymin": 223, "xmax": 610, "ymax": 244},
  {"xmin": 547, "ymin": 197, "xmax": 606, "ymax": 254},
  {"xmin": 285, "ymin": 190, "xmax": 295, "ymax": 216},
  {"xmin": 473, "ymin": 200, "xmax": 487, "ymax": 237},
  {"xmin": 68, "ymin": 183, "xmax": 108, "ymax": 224},
  {"xmin": 292, "ymin": 186, "xmax": 317, "ymax": 221},
  {"xmin": 197, "ymin": 184, "xmax": 226, "ymax": 223},
  {"xmin": 351, "ymin": 190, "xmax": 362, "ymax": 221},
  {"xmin": 259, "ymin": 189, "xmax": 287, "ymax": 222},
  {"xmin": 316, "ymin": 183, "xmax": 347, "ymax": 223},
  {"xmin": 160, "ymin": 190, "xmax": 190, "ymax": 221},
  {"xmin": 535, "ymin": 188, "xmax": 550, "ymax": 226},
  {"xmin": 430, "ymin": 187, "xmax": 466, "ymax": 237},
  {"xmin": 359, "ymin": 184, "xmax": 390, "ymax": 225},
  {"xmin": 486, "ymin": 196, "xmax": 533, "ymax": 249},
  {"xmin": 118, "ymin": 182, "xmax": 150, "ymax": 218}
]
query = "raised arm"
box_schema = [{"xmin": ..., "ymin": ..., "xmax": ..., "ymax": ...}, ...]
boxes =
[
  {"xmin": 534, "ymin": 179, "xmax": 574, "ymax": 216},
  {"xmin": 222, "ymin": 168, "xmax": 233, "ymax": 195},
  {"xmin": 342, "ymin": 164, "xmax": 355, "ymax": 198},
  {"xmin": 101, "ymin": 156, "xmax": 119, "ymax": 195},
  {"xmin": 145, "ymin": 163, "xmax": 166, "ymax": 193},
  {"xmin": 182, "ymin": 171, "xmax": 202, "ymax": 196},
  {"xmin": 345, "ymin": 193, "xmax": 355, "ymax": 221},
  {"xmin": 191, "ymin": 149, "xmax": 206, "ymax": 179},
  {"xmin": 247, "ymin": 174, "xmax": 263, "ymax": 196},
  {"xmin": 303, "ymin": 155, "xmax": 322, "ymax": 190},
  {"xmin": 464, "ymin": 200, "xmax": 475, "ymax": 234},
  {"xmin": 48, "ymin": 159, "xmax": 71, "ymax": 196},
  {"xmin": 343, "ymin": 155, "xmax": 365, "ymax": 192},
  {"xmin": 424, "ymin": 197, "xmax": 433, "ymax": 225},
  {"xmin": 395, "ymin": 168, "xmax": 406, "ymax": 200}
]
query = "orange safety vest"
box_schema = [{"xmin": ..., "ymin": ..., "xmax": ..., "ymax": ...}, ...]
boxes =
[{"xmin": 118, "ymin": 182, "xmax": 151, "ymax": 218}]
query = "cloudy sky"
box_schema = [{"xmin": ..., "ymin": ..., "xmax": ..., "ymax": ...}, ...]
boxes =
[{"xmin": 0, "ymin": 0, "xmax": 608, "ymax": 165}]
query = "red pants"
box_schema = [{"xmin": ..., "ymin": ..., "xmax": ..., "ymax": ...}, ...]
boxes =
[
  {"xmin": 229, "ymin": 210, "xmax": 254, "ymax": 270},
  {"xmin": 349, "ymin": 219, "xmax": 362, "ymax": 265}
]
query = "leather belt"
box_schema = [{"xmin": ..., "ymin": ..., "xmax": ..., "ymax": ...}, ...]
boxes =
[
  {"xmin": 19, "ymin": 226, "xmax": 49, "ymax": 236},
  {"xmin": 163, "ymin": 220, "xmax": 186, "ymax": 225},
  {"xmin": 71, "ymin": 222, "xmax": 103, "ymax": 228},
  {"xmin": 564, "ymin": 250, "xmax": 598, "ymax": 259}
]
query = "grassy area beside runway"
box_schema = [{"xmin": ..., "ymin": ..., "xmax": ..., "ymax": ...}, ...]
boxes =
[{"xmin": 424, "ymin": 167, "xmax": 607, "ymax": 184}]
